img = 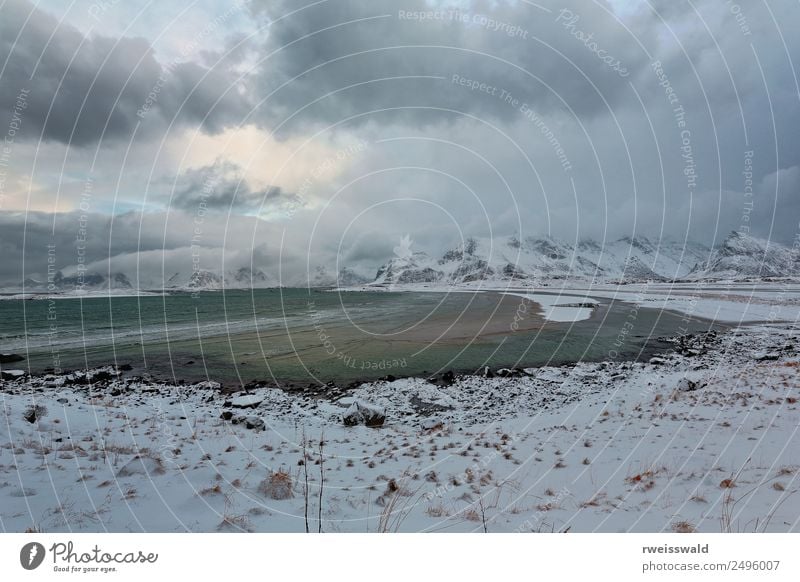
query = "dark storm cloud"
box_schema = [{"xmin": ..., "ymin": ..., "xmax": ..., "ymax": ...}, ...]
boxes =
[
  {"xmin": 248, "ymin": 0, "xmax": 650, "ymax": 133},
  {"xmin": 238, "ymin": 0, "xmax": 800, "ymax": 241},
  {"xmin": 168, "ymin": 160, "xmax": 303, "ymax": 214},
  {"xmin": 0, "ymin": 0, "xmax": 249, "ymax": 146}
]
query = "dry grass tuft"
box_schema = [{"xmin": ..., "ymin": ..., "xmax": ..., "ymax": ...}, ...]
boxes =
[
  {"xmin": 426, "ymin": 504, "xmax": 449, "ymax": 518},
  {"xmin": 258, "ymin": 470, "xmax": 294, "ymax": 500},
  {"xmin": 199, "ymin": 484, "xmax": 222, "ymax": 496},
  {"xmin": 463, "ymin": 508, "xmax": 481, "ymax": 522},
  {"xmin": 672, "ymin": 520, "xmax": 695, "ymax": 533}
]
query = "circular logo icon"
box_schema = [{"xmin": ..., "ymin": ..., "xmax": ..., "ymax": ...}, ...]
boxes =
[{"xmin": 20, "ymin": 542, "xmax": 46, "ymax": 570}]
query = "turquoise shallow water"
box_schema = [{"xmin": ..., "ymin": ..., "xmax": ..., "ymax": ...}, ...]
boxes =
[{"xmin": 0, "ymin": 288, "xmax": 720, "ymax": 387}]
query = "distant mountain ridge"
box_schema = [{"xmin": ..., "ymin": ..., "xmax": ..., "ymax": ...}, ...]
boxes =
[
  {"xmin": 13, "ymin": 265, "xmax": 368, "ymax": 292},
  {"xmin": 5, "ymin": 232, "xmax": 798, "ymax": 293},
  {"xmin": 368, "ymin": 231, "xmax": 799, "ymax": 287}
]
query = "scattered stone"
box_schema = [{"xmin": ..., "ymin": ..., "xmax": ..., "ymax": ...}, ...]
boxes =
[
  {"xmin": 343, "ymin": 400, "xmax": 386, "ymax": 427},
  {"xmin": 496, "ymin": 368, "xmax": 527, "ymax": 377},
  {"xmin": 244, "ymin": 416, "xmax": 265, "ymax": 431},
  {"xmin": 676, "ymin": 377, "xmax": 705, "ymax": 392},
  {"xmin": 649, "ymin": 357, "xmax": 667, "ymax": 366},
  {"xmin": 753, "ymin": 352, "xmax": 780, "ymax": 361},
  {"xmin": 220, "ymin": 410, "xmax": 233, "ymax": 421},
  {"xmin": 195, "ymin": 381, "xmax": 221, "ymax": 390}
]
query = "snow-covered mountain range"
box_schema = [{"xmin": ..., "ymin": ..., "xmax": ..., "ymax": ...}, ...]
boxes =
[
  {"xmin": 5, "ymin": 232, "xmax": 797, "ymax": 294},
  {"xmin": 369, "ymin": 231, "xmax": 799, "ymax": 287}
]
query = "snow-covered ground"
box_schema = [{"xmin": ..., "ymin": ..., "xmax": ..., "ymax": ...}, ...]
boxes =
[
  {"xmin": 559, "ymin": 282, "xmax": 800, "ymax": 324},
  {"xmin": 2, "ymin": 314, "xmax": 799, "ymax": 532}
]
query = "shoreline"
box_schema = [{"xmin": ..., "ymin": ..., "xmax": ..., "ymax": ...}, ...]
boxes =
[
  {"xmin": 1, "ymin": 319, "xmax": 678, "ymax": 395},
  {"xmin": 3, "ymin": 287, "xmax": 730, "ymax": 388}
]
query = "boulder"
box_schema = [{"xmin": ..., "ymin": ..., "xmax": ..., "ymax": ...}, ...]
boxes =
[
  {"xmin": 421, "ymin": 417, "xmax": 444, "ymax": 431},
  {"xmin": 244, "ymin": 416, "xmax": 265, "ymax": 431},
  {"xmin": 343, "ymin": 400, "xmax": 386, "ymax": 427},
  {"xmin": 229, "ymin": 394, "xmax": 264, "ymax": 409},
  {"xmin": 0, "ymin": 353, "xmax": 24, "ymax": 364},
  {"xmin": 676, "ymin": 377, "xmax": 706, "ymax": 392},
  {"xmin": 1, "ymin": 369, "xmax": 26, "ymax": 381}
]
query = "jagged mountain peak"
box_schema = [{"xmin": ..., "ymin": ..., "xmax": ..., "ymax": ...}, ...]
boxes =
[
  {"xmin": 364, "ymin": 234, "xmax": 732, "ymax": 286},
  {"xmin": 187, "ymin": 270, "xmax": 223, "ymax": 289},
  {"xmin": 689, "ymin": 231, "xmax": 799, "ymax": 280}
]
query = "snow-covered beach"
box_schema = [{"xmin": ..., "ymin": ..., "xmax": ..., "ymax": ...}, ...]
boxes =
[{"xmin": 2, "ymin": 282, "xmax": 799, "ymax": 533}]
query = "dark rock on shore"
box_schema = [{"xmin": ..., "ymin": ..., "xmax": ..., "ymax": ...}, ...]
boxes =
[
  {"xmin": 2, "ymin": 369, "xmax": 26, "ymax": 381},
  {"xmin": 343, "ymin": 400, "xmax": 386, "ymax": 427},
  {"xmin": 0, "ymin": 353, "xmax": 24, "ymax": 364},
  {"xmin": 496, "ymin": 368, "xmax": 529, "ymax": 378}
]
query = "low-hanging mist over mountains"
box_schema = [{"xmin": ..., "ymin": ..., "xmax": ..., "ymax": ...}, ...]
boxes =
[{"xmin": 8, "ymin": 231, "xmax": 799, "ymax": 294}]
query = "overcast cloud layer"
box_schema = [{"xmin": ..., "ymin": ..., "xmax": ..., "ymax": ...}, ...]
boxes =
[{"xmin": 0, "ymin": 0, "xmax": 799, "ymax": 286}]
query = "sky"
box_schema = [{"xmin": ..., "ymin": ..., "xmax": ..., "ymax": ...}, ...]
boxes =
[{"xmin": 0, "ymin": 0, "xmax": 799, "ymax": 286}]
